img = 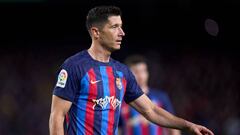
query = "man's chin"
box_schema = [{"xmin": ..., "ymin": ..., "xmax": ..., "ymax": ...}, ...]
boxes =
[{"xmin": 109, "ymin": 46, "xmax": 121, "ymax": 52}]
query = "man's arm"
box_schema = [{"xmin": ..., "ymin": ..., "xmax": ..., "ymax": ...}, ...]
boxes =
[
  {"xmin": 169, "ymin": 128, "xmax": 181, "ymax": 135},
  {"xmin": 129, "ymin": 94, "xmax": 214, "ymax": 135},
  {"xmin": 162, "ymin": 92, "xmax": 181, "ymax": 135},
  {"xmin": 49, "ymin": 95, "xmax": 72, "ymax": 135}
]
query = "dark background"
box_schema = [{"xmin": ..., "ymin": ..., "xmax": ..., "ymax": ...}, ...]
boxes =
[{"xmin": 0, "ymin": 0, "xmax": 240, "ymax": 135}]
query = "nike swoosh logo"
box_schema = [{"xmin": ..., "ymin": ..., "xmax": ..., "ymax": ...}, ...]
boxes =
[{"xmin": 90, "ymin": 80, "xmax": 101, "ymax": 84}]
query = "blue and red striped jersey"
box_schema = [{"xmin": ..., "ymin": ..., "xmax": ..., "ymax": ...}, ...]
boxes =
[
  {"xmin": 120, "ymin": 89, "xmax": 175, "ymax": 135},
  {"xmin": 53, "ymin": 50, "xmax": 143, "ymax": 135}
]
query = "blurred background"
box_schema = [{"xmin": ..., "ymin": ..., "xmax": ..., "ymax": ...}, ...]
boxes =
[{"xmin": 0, "ymin": 0, "xmax": 240, "ymax": 135}]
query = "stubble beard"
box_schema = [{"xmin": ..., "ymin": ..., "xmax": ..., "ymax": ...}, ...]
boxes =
[{"xmin": 102, "ymin": 42, "xmax": 120, "ymax": 53}]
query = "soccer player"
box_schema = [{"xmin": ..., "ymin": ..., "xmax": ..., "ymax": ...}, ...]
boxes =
[
  {"xmin": 49, "ymin": 5, "xmax": 214, "ymax": 135},
  {"xmin": 119, "ymin": 54, "xmax": 181, "ymax": 135}
]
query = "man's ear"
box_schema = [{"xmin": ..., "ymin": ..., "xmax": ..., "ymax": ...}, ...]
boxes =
[{"xmin": 90, "ymin": 27, "xmax": 100, "ymax": 39}]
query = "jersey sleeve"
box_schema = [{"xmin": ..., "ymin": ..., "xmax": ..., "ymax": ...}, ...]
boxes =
[
  {"xmin": 124, "ymin": 67, "xmax": 144, "ymax": 104},
  {"xmin": 53, "ymin": 61, "xmax": 79, "ymax": 102}
]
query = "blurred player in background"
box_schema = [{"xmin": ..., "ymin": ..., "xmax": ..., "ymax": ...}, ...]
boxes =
[{"xmin": 119, "ymin": 54, "xmax": 181, "ymax": 135}]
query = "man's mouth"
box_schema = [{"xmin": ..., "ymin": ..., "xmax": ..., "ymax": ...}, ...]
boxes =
[{"xmin": 116, "ymin": 40, "xmax": 122, "ymax": 44}]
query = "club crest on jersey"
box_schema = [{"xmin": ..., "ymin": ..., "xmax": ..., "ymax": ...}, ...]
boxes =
[
  {"xmin": 56, "ymin": 69, "xmax": 68, "ymax": 88},
  {"xmin": 116, "ymin": 77, "xmax": 122, "ymax": 90}
]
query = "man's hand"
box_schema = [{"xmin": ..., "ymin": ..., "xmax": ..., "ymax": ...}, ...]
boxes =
[{"xmin": 188, "ymin": 123, "xmax": 214, "ymax": 135}]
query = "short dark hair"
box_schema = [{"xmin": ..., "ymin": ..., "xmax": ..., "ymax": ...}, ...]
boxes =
[
  {"xmin": 86, "ymin": 6, "xmax": 122, "ymax": 33},
  {"xmin": 124, "ymin": 54, "xmax": 148, "ymax": 67}
]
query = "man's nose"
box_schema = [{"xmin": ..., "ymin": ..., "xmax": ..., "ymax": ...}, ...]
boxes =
[{"xmin": 119, "ymin": 27, "xmax": 125, "ymax": 36}]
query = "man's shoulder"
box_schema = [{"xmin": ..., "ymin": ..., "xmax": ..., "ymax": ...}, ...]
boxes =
[
  {"xmin": 111, "ymin": 58, "xmax": 128, "ymax": 68},
  {"xmin": 63, "ymin": 50, "xmax": 89, "ymax": 66}
]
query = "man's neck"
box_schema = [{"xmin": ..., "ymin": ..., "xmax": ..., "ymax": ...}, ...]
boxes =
[{"xmin": 88, "ymin": 43, "xmax": 111, "ymax": 63}]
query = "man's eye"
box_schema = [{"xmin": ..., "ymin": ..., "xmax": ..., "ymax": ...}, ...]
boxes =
[{"xmin": 112, "ymin": 25, "xmax": 117, "ymax": 28}]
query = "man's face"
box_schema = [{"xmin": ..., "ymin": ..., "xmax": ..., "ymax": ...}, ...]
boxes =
[
  {"xmin": 130, "ymin": 62, "xmax": 149, "ymax": 87},
  {"xmin": 98, "ymin": 16, "xmax": 125, "ymax": 52}
]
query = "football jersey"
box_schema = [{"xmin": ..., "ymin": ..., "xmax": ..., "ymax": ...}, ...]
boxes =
[
  {"xmin": 53, "ymin": 50, "xmax": 144, "ymax": 135},
  {"xmin": 120, "ymin": 89, "xmax": 175, "ymax": 135}
]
